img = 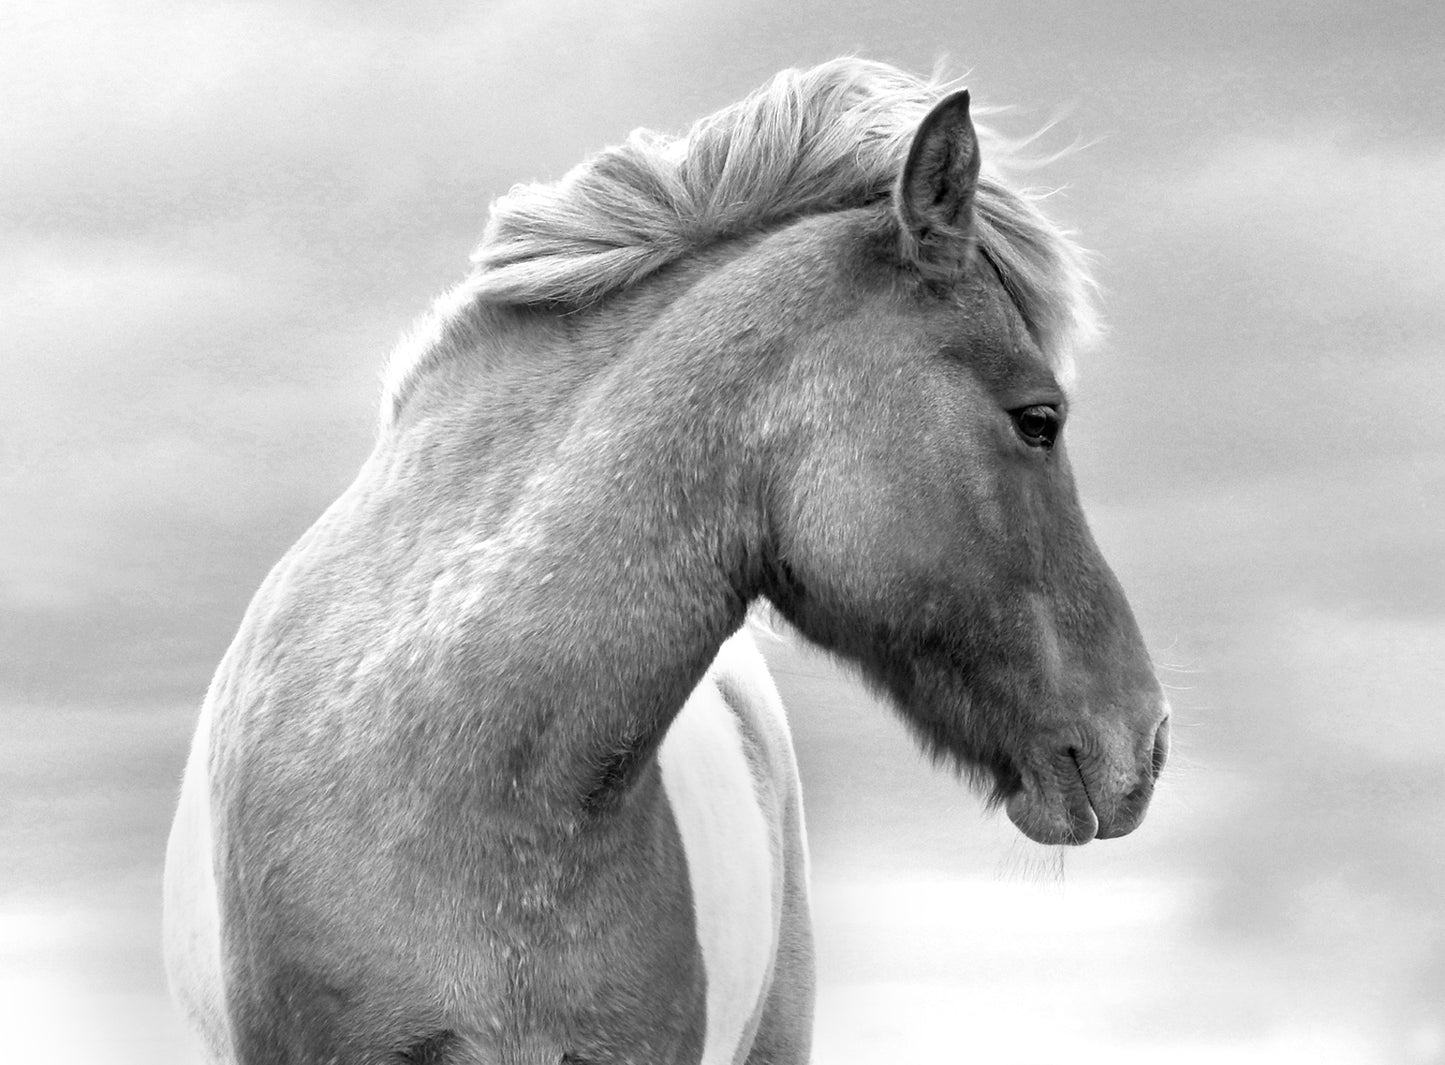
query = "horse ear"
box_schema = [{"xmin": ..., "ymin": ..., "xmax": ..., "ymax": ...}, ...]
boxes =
[{"xmin": 895, "ymin": 89, "xmax": 981, "ymax": 281}]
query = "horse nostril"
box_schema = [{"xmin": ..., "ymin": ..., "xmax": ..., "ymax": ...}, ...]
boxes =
[{"xmin": 1150, "ymin": 716, "xmax": 1171, "ymax": 781}]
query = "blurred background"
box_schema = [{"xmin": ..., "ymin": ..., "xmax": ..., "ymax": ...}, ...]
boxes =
[{"xmin": 2, "ymin": 1, "xmax": 1442, "ymax": 1062}]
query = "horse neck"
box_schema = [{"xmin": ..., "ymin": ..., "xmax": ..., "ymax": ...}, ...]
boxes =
[{"xmin": 394, "ymin": 284, "xmax": 773, "ymax": 821}]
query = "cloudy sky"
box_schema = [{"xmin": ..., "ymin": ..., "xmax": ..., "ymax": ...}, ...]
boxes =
[{"xmin": 2, "ymin": 1, "xmax": 1443, "ymax": 1062}]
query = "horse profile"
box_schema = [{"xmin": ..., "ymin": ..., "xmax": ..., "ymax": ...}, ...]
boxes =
[{"xmin": 164, "ymin": 59, "xmax": 1169, "ymax": 1065}]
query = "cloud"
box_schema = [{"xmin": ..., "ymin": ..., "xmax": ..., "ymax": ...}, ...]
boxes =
[
  {"xmin": 1069, "ymin": 125, "xmax": 1445, "ymax": 510},
  {"xmin": 0, "ymin": 231, "xmax": 383, "ymax": 705},
  {"xmin": 806, "ymin": 874, "xmax": 1434, "ymax": 1065},
  {"xmin": 1152, "ymin": 130, "xmax": 1445, "ymax": 317},
  {"xmin": 0, "ymin": 705, "xmax": 188, "ymax": 893},
  {"xmin": 0, "ymin": 0, "xmax": 770, "ymax": 247}
]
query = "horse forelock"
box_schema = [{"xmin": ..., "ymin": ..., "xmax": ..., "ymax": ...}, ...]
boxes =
[{"xmin": 381, "ymin": 57, "xmax": 1098, "ymax": 425}]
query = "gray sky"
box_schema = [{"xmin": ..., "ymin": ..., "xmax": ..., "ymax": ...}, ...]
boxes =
[{"xmin": 3, "ymin": 1, "xmax": 1443, "ymax": 1061}]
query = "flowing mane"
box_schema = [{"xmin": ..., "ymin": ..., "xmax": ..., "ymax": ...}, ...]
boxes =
[{"xmin": 382, "ymin": 58, "xmax": 1098, "ymax": 424}]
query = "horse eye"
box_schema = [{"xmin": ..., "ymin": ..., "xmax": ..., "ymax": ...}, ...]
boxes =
[{"xmin": 1011, "ymin": 404, "xmax": 1059, "ymax": 448}]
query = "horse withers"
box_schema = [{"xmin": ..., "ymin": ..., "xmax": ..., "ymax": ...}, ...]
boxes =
[{"xmin": 164, "ymin": 59, "xmax": 1168, "ymax": 1065}]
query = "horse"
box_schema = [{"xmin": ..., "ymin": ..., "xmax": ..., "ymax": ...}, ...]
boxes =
[{"xmin": 163, "ymin": 58, "xmax": 1169, "ymax": 1065}]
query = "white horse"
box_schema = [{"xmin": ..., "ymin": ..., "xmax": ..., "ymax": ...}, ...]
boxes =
[{"xmin": 165, "ymin": 59, "xmax": 1168, "ymax": 1065}]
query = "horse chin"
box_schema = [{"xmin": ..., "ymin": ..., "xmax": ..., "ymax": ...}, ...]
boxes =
[{"xmin": 1004, "ymin": 782, "xmax": 1100, "ymax": 846}]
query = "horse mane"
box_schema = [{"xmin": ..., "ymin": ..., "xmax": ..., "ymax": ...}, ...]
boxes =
[{"xmin": 382, "ymin": 58, "xmax": 1098, "ymax": 424}]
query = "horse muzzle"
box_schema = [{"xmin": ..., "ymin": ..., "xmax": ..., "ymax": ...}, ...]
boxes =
[{"xmin": 1004, "ymin": 710, "xmax": 1171, "ymax": 846}]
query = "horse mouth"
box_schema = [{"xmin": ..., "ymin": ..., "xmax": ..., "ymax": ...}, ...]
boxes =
[{"xmin": 1002, "ymin": 751, "xmax": 1101, "ymax": 846}]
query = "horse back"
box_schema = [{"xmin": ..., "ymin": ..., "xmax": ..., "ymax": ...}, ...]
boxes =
[{"xmin": 660, "ymin": 626, "xmax": 815, "ymax": 1064}]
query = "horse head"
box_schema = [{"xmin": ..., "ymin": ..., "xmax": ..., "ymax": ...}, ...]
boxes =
[{"xmin": 754, "ymin": 91, "xmax": 1169, "ymax": 845}]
